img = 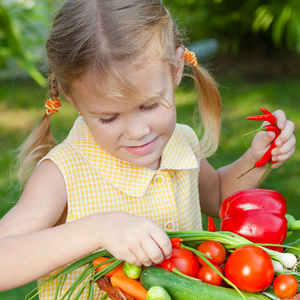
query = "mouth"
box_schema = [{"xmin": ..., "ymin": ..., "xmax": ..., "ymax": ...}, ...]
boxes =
[{"xmin": 124, "ymin": 137, "xmax": 158, "ymax": 155}]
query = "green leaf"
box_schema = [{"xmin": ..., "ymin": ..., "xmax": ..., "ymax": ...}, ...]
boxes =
[
  {"xmin": 272, "ymin": 5, "xmax": 292, "ymax": 45},
  {"xmin": 253, "ymin": 5, "xmax": 274, "ymax": 32}
]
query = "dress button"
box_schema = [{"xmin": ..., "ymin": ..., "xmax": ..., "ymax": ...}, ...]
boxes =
[
  {"xmin": 164, "ymin": 221, "xmax": 176, "ymax": 231},
  {"xmin": 154, "ymin": 175, "xmax": 165, "ymax": 185}
]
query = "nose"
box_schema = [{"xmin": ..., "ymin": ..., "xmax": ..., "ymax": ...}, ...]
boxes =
[{"xmin": 123, "ymin": 115, "xmax": 151, "ymax": 140}]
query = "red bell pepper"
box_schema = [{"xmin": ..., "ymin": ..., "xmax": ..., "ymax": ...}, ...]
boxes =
[{"xmin": 219, "ymin": 189, "xmax": 288, "ymax": 251}]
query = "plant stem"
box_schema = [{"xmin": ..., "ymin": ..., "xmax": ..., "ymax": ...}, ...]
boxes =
[
  {"xmin": 258, "ymin": 162, "xmax": 272, "ymax": 183},
  {"xmin": 242, "ymin": 127, "xmax": 264, "ymax": 137},
  {"xmin": 286, "ymin": 214, "xmax": 300, "ymax": 231}
]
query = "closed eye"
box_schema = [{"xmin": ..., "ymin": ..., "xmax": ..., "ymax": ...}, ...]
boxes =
[
  {"xmin": 100, "ymin": 114, "xmax": 119, "ymax": 124},
  {"xmin": 141, "ymin": 102, "xmax": 159, "ymax": 111}
]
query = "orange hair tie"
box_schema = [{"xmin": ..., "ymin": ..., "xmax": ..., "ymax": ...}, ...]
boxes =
[
  {"xmin": 45, "ymin": 99, "xmax": 61, "ymax": 116},
  {"xmin": 184, "ymin": 48, "xmax": 198, "ymax": 67}
]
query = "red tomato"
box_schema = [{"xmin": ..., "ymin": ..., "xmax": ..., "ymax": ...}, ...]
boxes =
[
  {"xmin": 225, "ymin": 246, "xmax": 274, "ymax": 292},
  {"xmin": 169, "ymin": 248, "xmax": 200, "ymax": 277},
  {"xmin": 197, "ymin": 264, "xmax": 223, "ymax": 286},
  {"xmin": 273, "ymin": 274, "xmax": 298, "ymax": 299},
  {"xmin": 196, "ymin": 241, "xmax": 226, "ymax": 266}
]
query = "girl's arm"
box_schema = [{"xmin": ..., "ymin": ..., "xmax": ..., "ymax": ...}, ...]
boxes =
[
  {"xmin": 0, "ymin": 160, "xmax": 101, "ymax": 290},
  {"xmin": 0, "ymin": 160, "xmax": 171, "ymax": 291},
  {"xmin": 199, "ymin": 109, "xmax": 295, "ymax": 218}
]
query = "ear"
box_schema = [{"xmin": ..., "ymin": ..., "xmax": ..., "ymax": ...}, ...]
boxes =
[
  {"xmin": 59, "ymin": 86, "xmax": 80, "ymax": 113},
  {"xmin": 173, "ymin": 47, "xmax": 185, "ymax": 87}
]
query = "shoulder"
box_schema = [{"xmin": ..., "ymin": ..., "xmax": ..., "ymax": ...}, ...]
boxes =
[
  {"xmin": 30, "ymin": 159, "xmax": 67, "ymax": 206},
  {"xmin": 0, "ymin": 159, "xmax": 67, "ymax": 237},
  {"xmin": 42, "ymin": 131, "xmax": 88, "ymax": 161}
]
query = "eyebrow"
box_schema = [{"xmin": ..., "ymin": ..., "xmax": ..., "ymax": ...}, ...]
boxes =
[
  {"xmin": 87, "ymin": 86, "xmax": 168, "ymax": 116},
  {"xmin": 88, "ymin": 110, "xmax": 117, "ymax": 117}
]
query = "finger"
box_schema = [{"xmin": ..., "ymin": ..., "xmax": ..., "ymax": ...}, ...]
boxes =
[
  {"xmin": 272, "ymin": 146, "xmax": 295, "ymax": 166},
  {"xmin": 141, "ymin": 238, "xmax": 166, "ymax": 266},
  {"xmin": 128, "ymin": 245, "xmax": 153, "ymax": 267},
  {"xmin": 123, "ymin": 234, "xmax": 153, "ymax": 266},
  {"xmin": 150, "ymin": 228, "xmax": 172, "ymax": 259},
  {"xmin": 270, "ymin": 161, "xmax": 284, "ymax": 169},
  {"xmin": 275, "ymin": 121, "xmax": 295, "ymax": 147},
  {"xmin": 255, "ymin": 130, "xmax": 276, "ymax": 149},
  {"xmin": 128, "ymin": 237, "xmax": 166, "ymax": 266},
  {"xmin": 126, "ymin": 252, "xmax": 143, "ymax": 266},
  {"xmin": 114, "ymin": 247, "xmax": 140, "ymax": 266},
  {"xmin": 273, "ymin": 134, "xmax": 296, "ymax": 156},
  {"xmin": 272, "ymin": 109, "xmax": 286, "ymax": 130}
]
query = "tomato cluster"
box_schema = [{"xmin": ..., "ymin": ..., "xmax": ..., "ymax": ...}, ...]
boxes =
[
  {"xmin": 167, "ymin": 241, "xmax": 299, "ymax": 299},
  {"xmin": 168, "ymin": 241, "xmax": 226, "ymax": 286}
]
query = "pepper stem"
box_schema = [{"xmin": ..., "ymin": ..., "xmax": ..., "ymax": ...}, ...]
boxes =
[
  {"xmin": 286, "ymin": 214, "xmax": 300, "ymax": 231},
  {"xmin": 258, "ymin": 161, "xmax": 272, "ymax": 183},
  {"xmin": 237, "ymin": 165, "xmax": 256, "ymax": 179},
  {"xmin": 242, "ymin": 127, "xmax": 265, "ymax": 137}
]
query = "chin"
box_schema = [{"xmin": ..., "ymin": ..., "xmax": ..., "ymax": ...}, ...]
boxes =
[{"xmin": 132, "ymin": 158, "xmax": 160, "ymax": 170}]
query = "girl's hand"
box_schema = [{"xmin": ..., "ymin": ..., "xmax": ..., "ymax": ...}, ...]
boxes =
[
  {"xmin": 98, "ymin": 212, "xmax": 172, "ymax": 267},
  {"xmin": 250, "ymin": 109, "xmax": 296, "ymax": 169}
]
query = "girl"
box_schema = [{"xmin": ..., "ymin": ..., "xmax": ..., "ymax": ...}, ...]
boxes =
[{"xmin": 0, "ymin": 0, "xmax": 295, "ymax": 299}]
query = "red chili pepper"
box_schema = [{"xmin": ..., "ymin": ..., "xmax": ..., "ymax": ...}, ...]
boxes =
[
  {"xmin": 259, "ymin": 107, "xmax": 272, "ymax": 115},
  {"xmin": 156, "ymin": 259, "xmax": 200, "ymax": 281},
  {"xmin": 238, "ymin": 108, "xmax": 280, "ymax": 181},
  {"xmin": 245, "ymin": 132, "xmax": 278, "ymax": 182},
  {"xmin": 156, "ymin": 259, "xmax": 176, "ymax": 272},
  {"xmin": 246, "ymin": 113, "xmax": 277, "ymax": 125},
  {"xmin": 170, "ymin": 237, "xmax": 183, "ymax": 248},
  {"xmin": 219, "ymin": 189, "xmax": 288, "ymax": 251},
  {"xmin": 208, "ymin": 216, "xmax": 218, "ymax": 232},
  {"xmin": 237, "ymin": 133, "xmax": 279, "ymax": 181},
  {"xmin": 256, "ymin": 133, "xmax": 279, "ymax": 167}
]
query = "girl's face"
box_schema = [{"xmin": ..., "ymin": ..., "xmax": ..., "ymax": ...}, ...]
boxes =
[{"xmin": 68, "ymin": 53, "xmax": 183, "ymax": 170}]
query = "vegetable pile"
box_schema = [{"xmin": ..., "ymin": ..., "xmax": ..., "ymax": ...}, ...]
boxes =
[{"xmin": 27, "ymin": 187, "xmax": 300, "ymax": 300}]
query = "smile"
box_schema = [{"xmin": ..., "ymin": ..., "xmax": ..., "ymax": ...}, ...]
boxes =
[{"xmin": 124, "ymin": 137, "xmax": 158, "ymax": 155}]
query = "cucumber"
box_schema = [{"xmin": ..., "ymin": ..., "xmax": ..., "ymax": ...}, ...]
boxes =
[
  {"xmin": 147, "ymin": 286, "xmax": 172, "ymax": 300},
  {"xmin": 123, "ymin": 261, "xmax": 142, "ymax": 279},
  {"xmin": 140, "ymin": 267, "xmax": 271, "ymax": 300}
]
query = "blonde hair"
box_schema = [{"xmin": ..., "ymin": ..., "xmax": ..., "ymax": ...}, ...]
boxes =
[{"xmin": 18, "ymin": 0, "xmax": 221, "ymax": 184}]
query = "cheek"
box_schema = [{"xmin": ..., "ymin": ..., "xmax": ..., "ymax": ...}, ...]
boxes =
[
  {"xmin": 156, "ymin": 106, "xmax": 176, "ymax": 132},
  {"xmin": 87, "ymin": 121, "xmax": 120, "ymax": 149}
]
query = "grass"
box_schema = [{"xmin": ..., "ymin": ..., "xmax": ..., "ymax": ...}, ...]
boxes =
[{"xmin": 1, "ymin": 57, "xmax": 300, "ymax": 298}]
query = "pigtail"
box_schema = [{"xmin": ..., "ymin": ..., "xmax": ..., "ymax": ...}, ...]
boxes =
[
  {"xmin": 189, "ymin": 62, "xmax": 222, "ymax": 158},
  {"xmin": 17, "ymin": 72, "xmax": 59, "ymax": 185}
]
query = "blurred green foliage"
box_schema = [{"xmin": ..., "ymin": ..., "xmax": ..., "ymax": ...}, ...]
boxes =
[
  {"xmin": 0, "ymin": 0, "xmax": 48, "ymax": 86},
  {"xmin": 165, "ymin": 0, "xmax": 300, "ymax": 54},
  {"xmin": 1, "ymin": 0, "xmax": 300, "ymax": 85}
]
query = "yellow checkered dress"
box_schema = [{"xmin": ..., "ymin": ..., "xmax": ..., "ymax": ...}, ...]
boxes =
[{"xmin": 37, "ymin": 116, "xmax": 202, "ymax": 299}]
